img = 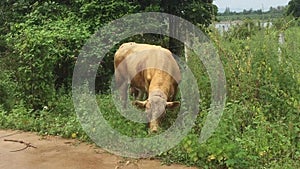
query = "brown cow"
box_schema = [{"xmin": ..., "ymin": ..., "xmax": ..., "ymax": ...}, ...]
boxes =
[{"xmin": 114, "ymin": 42, "xmax": 181, "ymax": 132}]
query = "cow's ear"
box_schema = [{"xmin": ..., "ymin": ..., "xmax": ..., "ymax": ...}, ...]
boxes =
[
  {"xmin": 166, "ymin": 101, "xmax": 180, "ymax": 109},
  {"xmin": 133, "ymin": 100, "xmax": 147, "ymax": 109}
]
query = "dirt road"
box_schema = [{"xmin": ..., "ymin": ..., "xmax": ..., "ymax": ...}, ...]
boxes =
[{"xmin": 0, "ymin": 130, "xmax": 197, "ymax": 169}]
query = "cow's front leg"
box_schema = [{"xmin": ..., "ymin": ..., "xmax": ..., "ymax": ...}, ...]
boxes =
[
  {"xmin": 148, "ymin": 111, "xmax": 159, "ymax": 133},
  {"xmin": 149, "ymin": 120, "xmax": 159, "ymax": 133}
]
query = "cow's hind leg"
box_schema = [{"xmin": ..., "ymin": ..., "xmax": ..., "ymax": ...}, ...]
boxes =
[
  {"xmin": 115, "ymin": 71, "xmax": 129, "ymax": 109},
  {"xmin": 130, "ymin": 87, "xmax": 145, "ymax": 100},
  {"xmin": 118, "ymin": 83, "xmax": 129, "ymax": 108}
]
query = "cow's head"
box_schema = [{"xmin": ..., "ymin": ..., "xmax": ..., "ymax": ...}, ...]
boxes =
[{"xmin": 133, "ymin": 96, "xmax": 180, "ymax": 132}]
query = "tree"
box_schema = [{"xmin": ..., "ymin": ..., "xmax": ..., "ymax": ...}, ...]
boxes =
[
  {"xmin": 135, "ymin": 0, "xmax": 218, "ymax": 56},
  {"xmin": 224, "ymin": 7, "xmax": 231, "ymax": 15},
  {"xmin": 287, "ymin": 0, "xmax": 300, "ymax": 18}
]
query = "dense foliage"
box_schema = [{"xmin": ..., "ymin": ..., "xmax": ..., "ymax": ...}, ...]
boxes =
[
  {"xmin": 287, "ymin": 0, "xmax": 300, "ymax": 18},
  {"xmin": 0, "ymin": 0, "xmax": 216, "ymax": 109},
  {"xmin": 0, "ymin": 1, "xmax": 299, "ymax": 169}
]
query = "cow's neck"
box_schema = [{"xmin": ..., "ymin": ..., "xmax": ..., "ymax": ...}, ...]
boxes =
[{"xmin": 148, "ymin": 89, "xmax": 167, "ymax": 100}]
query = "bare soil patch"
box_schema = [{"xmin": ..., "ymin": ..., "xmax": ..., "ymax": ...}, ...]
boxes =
[{"xmin": 0, "ymin": 130, "xmax": 197, "ymax": 169}]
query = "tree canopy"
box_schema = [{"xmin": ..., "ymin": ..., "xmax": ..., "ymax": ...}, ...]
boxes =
[
  {"xmin": 287, "ymin": 0, "xmax": 300, "ymax": 18},
  {"xmin": 0, "ymin": 0, "xmax": 216, "ymax": 109}
]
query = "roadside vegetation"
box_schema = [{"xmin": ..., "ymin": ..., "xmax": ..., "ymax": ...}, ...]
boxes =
[
  {"xmin": 217, "ymin": 6, "xmax": 286, "ymax": 21},
  {"xmin": 1, "ymin": 1, "xmax": 299, "ymax": 168}
]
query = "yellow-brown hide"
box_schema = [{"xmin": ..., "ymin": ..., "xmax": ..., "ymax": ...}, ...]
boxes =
[{"xmin": 114, "ymin": 42, "xmax": 181, "ymax": 132}]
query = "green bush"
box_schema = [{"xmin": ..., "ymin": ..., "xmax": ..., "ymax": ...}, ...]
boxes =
[
  {"xmin": 157, "ymin": 20, "xmax": 300, "ymax": 169},
  {"xmin": 0, "ymin": 93, "xmax": 87, "ymax": 140},
  {"xmin": 5, "ymin": 1, "xmax": 90, "ymax": 109},
  {"xmin": 198, "ymin": 21, "xmax": 299, "ymax": 168},
  {"xmin": 0, "ymin": 71, "xmax": 17, "ymax": 111}
]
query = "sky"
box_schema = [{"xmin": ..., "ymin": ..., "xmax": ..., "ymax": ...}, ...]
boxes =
[{"xmin": 213, "ymin": 0, "xmax": 290, "ymax": 12}]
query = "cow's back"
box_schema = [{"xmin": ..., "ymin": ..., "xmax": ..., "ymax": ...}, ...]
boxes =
[
  {"xmin": 114, "ymin": 42, "xmax": 168, "ymax": 67},
  {"xmin": 114, "ymin": 42, "xmax": 181, "ymax": 101}
]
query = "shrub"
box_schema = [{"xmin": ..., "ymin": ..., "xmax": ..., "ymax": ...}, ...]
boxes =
[
  {"xmin": 5, "ymin": 2, "xmax": 89, "ymax": 109},
  {"xmin": 0, "ymin": 71, "xmax": 17, "ymax": 111}
]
